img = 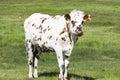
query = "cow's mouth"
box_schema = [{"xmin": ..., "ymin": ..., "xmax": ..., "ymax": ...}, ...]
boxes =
[{"xmin": 75, "ymin": 30, "xmax": 83, "ymax": 37}]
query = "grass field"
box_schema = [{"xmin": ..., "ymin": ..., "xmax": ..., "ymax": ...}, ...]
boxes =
[{"xmin": 0, "ymin": 0, "xmax": 120, "ymax": 80}]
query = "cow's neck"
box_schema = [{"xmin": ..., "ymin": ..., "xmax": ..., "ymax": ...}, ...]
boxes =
[
  {"xmin": 71, "ymin": 33, "xmax": 78, "ymax": 45},
  {"xmin": 67, "ymin": 23, "xmax": 78, "ymax": 45}
]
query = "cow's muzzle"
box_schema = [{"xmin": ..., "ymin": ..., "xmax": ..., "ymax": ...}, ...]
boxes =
[{"xmin": 75, "ymin": 27, "xmax": 83, "ymax": 37}]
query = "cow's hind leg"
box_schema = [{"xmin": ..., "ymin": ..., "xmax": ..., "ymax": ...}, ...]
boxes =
[
  {"xmin": 25, "ymin": 40, "xmax": 34, "ymax": 78},
  {"xmin": 33, "ymin": 48, "xmax": 40, "ymax": 78}
]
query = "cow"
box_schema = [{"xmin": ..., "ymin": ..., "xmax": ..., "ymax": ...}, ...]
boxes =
[{"xmin": 24, "ymin": 10, "xmax": 91, "ymax": 80}]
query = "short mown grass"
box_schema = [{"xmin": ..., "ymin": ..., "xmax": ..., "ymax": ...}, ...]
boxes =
[{"xmin": 0, "ymin": 0, "xmax": 120, "ymax": 80}]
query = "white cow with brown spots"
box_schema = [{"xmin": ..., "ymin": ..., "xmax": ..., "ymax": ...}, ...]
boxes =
[{"xmin": 24, "ymin": 10, "xmax": 91, "ymax": 80}]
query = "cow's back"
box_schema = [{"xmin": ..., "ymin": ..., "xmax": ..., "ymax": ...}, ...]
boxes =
[{"xmin": 24, "ymin": 13, "xmax": 68, "ymax": 50}]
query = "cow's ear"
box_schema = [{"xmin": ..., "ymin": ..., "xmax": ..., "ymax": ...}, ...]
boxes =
[
  {"xmin": 83, "ymin": 14, "xmax": 91, "ymax": 22},
  {"xmin": 64, "ymin": 14, "xmax": 71, "ymax": 21}
]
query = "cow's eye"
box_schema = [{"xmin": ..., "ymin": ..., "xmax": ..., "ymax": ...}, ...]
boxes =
[{"xmin": 82, "ymin": 21, "xmax": 84, "ymax": 24}]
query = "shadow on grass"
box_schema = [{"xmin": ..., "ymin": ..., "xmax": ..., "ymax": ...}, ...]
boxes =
[{"xmin": 39, "ymin": 72, "xmax": 95, "ymax": 80}]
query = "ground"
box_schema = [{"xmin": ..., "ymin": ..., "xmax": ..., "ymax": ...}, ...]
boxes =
[{"xmin": 0, "ymin": 0, "xmax": 120, "ymax": 80}]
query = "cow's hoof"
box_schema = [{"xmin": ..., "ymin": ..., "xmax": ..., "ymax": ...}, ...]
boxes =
[
  {"xmin": 64, "ymin": 77, "xmax": 68, "ymax": 80},
  {"xmin": 28, "ymin": 73, "xmax": 33, "ymax": 78},
  {"xmin": 29, "ymin": 76, "xmax": 33, "ymax": 78},
  {"xmin": 58, "ymin": 78, "xmax": 63, "ymax": 80},
  {"xmin": 33, "ymin": 74, "xmax": 38, "ymax": 78}
]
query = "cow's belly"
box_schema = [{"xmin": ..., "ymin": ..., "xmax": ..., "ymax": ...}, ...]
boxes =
[
  {"xmin": 32, "ymin": 40, "xmax": 54, "ymax": 52},
  {"xmin": 39, "ymin": 45, "xmax": 54, "ymax": 52},
  {"xmin": 31, "ymin": 34, "xmax": 55, "ymax": 52}
]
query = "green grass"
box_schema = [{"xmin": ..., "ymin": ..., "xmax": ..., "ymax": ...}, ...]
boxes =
[{"xmin": 0, "ymin": 0, "xmax": 120, "ymax": 80}]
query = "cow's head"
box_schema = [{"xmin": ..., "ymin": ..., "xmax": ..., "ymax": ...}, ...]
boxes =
[{"xmin": 69, "ymin": 10, "xmax": 91, "ymax": 37}]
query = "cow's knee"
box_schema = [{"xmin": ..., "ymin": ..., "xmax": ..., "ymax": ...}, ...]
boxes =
[
  {"xmin": 64, "ymin": 56, "xmax": 70, "ymax": 68},
  {"xmin": 57, "ymin": 56, "xmax": 64, "ymax": 67},
  {"xmin": 65, "ymin": 59, "xmax": 69, "ymax": 68}
]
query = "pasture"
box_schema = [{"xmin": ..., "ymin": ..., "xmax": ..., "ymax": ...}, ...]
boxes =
[{"xmin": 0, "ymin": 0, "xmax": 120, "ymax": 80}]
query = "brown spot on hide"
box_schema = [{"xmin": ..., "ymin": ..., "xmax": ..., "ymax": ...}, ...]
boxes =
[
  {"xmin": 49, "ymin": 36, "xmax": 52, "ymax": 40},
  {"xmin": 29, "ymin": 60, "xmax": 33, "ymax": 65},
  {"xmin": 40, "ymin": 27, "xmax": 43, "ymax": 30},
  {"xmin": 27, "ymin": 39, "xmax": 31, "ymax": 43},
  {"xmin": 69, "ymin": 48, "xmax": 71, "ymax": 51},
  {"xmin": 32, "ymin": 24, "xmax": 34, "ymax": 26},
  {"xmin": 38, "ymin": 37, "xmax": 42, "ymax": 41},
  {"xmin": 52, "ymin": 16, "xmax": 56, "ymax": 19},
  {"xmin": 61, "ymin": 37, "xmax": 66, "ymax": 41},
  {"xmin": 43, "ymin": 42, "xmax": 46, "ymax": 45},
  {"xmin": 43, "ymin": 41, "xmax": 48, "ymax": 45},
  {"xmin": 71, "ymin": 21, "xmax": 75, "ymax": 27},
  {"xmin": 60, "ymin": 23, "xmax": 72, "ymax": 43},
  {"xmin": 55, "ymin": 43, "xmax": 57, "ymax": 45},
  {"xmin": 64, "ymin": 14, "xmax": 71, "ymax": 21},
  {"xmin": 59, "ymin": 27, "xmax": 67, "ymax": 35},
  {"xmin": 66, "ymin": 23, "xmax": 72, "ymax": 43},
  {"xmin": 58, "ymin": 56, "xmax": 60, "ymax": 59},
  {"xmin": 46, "ymin": 41, "xmax": 48, "ymax": 44},
  {"xmin": 28, "ymin": 22, "xmax": 30, "ymax": 24},
  {"xmin": 43, "ymin": 29, "xmax": 47, "ymax": 33},
  {"xmin": 39, "ymin": 25, "xmax": 43, "ymax": 30},
  {"xmin": 68, "ymin": 32, "xmax": 72, "ymax": 44},
  {"xmin": 36, "ymin": 27, "xmax": 39, "ymax": 29},
  {"xmin": 41, "ymin": 18, "xmax": 47, "ymax": 23},
  {"xmin": 47, "ymin": 26, "xmax": 51, "ymax": 31},
  {"xmin": 39, "ymin": 31, "xmax": 42, "ymax": 33},
  {"xmin": 32, "ymin": 24, "xmax": 36, "ymax": 27},
  {"xmin": 66, "ymin": 23, "xmax": 69, "ymax": 31},
  {"xmin": 34, "ymin": 66, "xmax": 37, "ymax": 69}
]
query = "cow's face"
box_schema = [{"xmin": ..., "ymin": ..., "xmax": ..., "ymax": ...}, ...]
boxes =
[
  {"xmin": 71, "ymin": 20, "xmax": 83, "ymax": 36},
  {"xmin": 69, "ymin": 10, "xmax": 91, "ymax": 37}
]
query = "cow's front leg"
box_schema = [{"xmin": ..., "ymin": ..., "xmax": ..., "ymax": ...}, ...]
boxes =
[
  {"xmin": 25, "ymin": 40, "xmax": 33, "ymax": 78},
  {"xmin": 55, "ymin": 47, "xmax": 64, "ymax": 80},
  {"xmin": 64, "ymin": 55, "xmax": 70, "ymax": 80}
]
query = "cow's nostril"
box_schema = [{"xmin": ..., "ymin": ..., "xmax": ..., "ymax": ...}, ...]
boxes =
[
  {"xmin": 77, "ymin": 27, "xmax": 80, "ymax": 29},
  {"xmin": 75, "ymin": 29, "xmax": 83, "ymax": 37},
  {"xmin": 76, "ymin": 27, "xmax": 81, "ymax": 31}
]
